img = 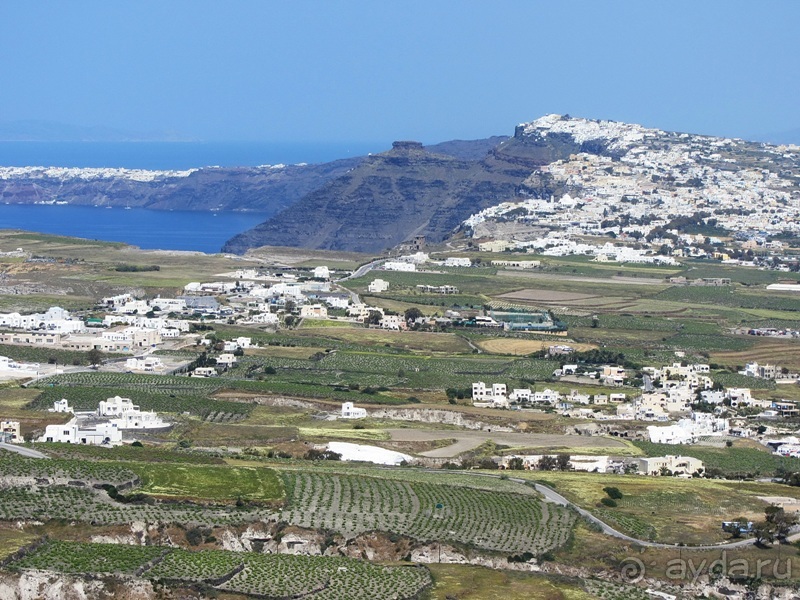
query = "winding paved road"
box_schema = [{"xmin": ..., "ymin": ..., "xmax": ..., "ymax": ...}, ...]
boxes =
[
  {"xmin": 416, "ymin": 468, "xmax": 796, "ymax": 551},
  {"xmin": 0, "ymin": 442, "xmax": 49, "ymax": 459}
]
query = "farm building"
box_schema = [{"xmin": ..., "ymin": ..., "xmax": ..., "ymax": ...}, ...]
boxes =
[
  {"xmin": 487, "ymin": 305, "xmax": 566, "ymax": 333},
  {"xmin": 368, "ymin": 279, "xmax": 389, "ymax": 293},
  {"xmin": 636, "ymin": 455, "xmax": 704, "ymax": 476},
  {"xmin": 191, "ymin": 366, "xmax": 218, "ymax": 378},
  {"xmin": 341, "ymin": 402, "xmax": 367, "ymax": 419},
  {"xmin": 39, "ymin": 418, "xmax": 122, "ymax": 446},
  {"xmin": 0, "ymin": 420, "xmax": 22, "ymax": 443}
]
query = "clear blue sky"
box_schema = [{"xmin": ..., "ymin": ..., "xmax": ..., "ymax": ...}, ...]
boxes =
[{"xmin": 1, "ymin": 1, "xmax": 797, "ymax": 143}]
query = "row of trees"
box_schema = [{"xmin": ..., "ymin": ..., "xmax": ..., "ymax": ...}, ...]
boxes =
[{"xmin": 506, "ymin": 454, "xmax": 571, "ymax": 471}]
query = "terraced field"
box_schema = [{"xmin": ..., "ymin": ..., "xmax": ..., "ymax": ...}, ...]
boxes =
[
  {"xmin": 280, "ymin": 472, "xmax": 575, "ymax": 555},
  {"xmin": 0, "ymin": 485, "xmax": 276, "ymax": 526},
  {"xmin": 9, "ymin": 541, "xmax": 433, "ymax": 600}
]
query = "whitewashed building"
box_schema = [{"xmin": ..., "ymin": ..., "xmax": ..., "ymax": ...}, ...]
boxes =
[
  {"xmin": 368, "ymin": 279, "xmax": 389, "ymax": 293},
  {"xmin": 39, "ymin": 418, "xmax": 123, "ymax": 446},
  {"xmin": 341, "ymin": 402, "xmax": 367, "ymax": 419},
  {"xmin": 0, "ymin": 420, "xmax": 22, "ymax": 443}
]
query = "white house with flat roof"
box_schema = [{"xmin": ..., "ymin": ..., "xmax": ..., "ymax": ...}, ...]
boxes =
[
  {"xmin": 0, "ymin": 420, "xmax": 22, "ymax": 443},
  {"xmin": 49, "ymin": 399, "xmax": 73, "ymax": 413},
  {"xmin": 384, "ymin": 261, "xmax": 416, "ymax": 272},
  {"xmin": 39, "ymin": 418, "xmax": 122, "ymax": 446},
  {"xmin": 97, "ymin": 396, "xmax": 167, "ymax": 430},
  {"xmin": 636, "ymin": 455, "xmax": 704, "ymax": 476},
  {"xmin": 341, "ymin": 402, "xmax": 367, "ymax": 419},
  {"xmin": 368, "ymin": 279, "xmax": 389, "ymax": 293}
]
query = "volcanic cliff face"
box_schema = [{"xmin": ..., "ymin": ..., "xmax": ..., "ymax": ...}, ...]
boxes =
[
  {"xmin": 0, "ymin": 158, "xmax": 363, "ymax": 215},
  {"xmin": 222, "ymin": 134, "xmax": 561, "ymax": 254}
]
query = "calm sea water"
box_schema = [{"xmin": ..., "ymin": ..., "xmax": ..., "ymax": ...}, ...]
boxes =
[
  {"xmin": 0, "ymin": 141, "xmax": 387, "ymax": 252},
  {"xmin": 0, "ymin": 141, "xmax": 384, "ymax": 170},
  {"xmin": 0, "ymin": 204, "xmax": 268, "ymax": 254}
]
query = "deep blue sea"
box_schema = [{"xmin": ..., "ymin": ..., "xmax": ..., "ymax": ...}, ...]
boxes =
[
  {"xmin": 0, "ymin": 204, "xmax": 269, "ymax": 254},
  {"xmin": 0, "ymin": 141, "xmax": 386, "ymax": 252}
]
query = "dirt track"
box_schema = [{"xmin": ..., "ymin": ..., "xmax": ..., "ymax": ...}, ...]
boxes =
[
  {"xmin": 496, "ymin": 270, "xmax": 667, "ymax": 286},
  {"xmin": 387, "ymin": 429, "xmax": 628, "ymax": 458}
]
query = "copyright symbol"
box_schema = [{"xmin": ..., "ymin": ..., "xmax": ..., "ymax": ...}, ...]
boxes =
[{"xmin": 620, "ymin": 557, "xmax": 645, "ymax": 583}]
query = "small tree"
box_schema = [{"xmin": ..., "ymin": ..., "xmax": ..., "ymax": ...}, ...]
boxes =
[
  {"xmin": 556, "ymin": 454, "xmax": 572, "ymax": 471},
  {"xmin": 765, "ymin": 505, "xmax": 797, "ymax": 541},
  {"xmin": 365, "ymin": 310, "xmax": 383, "ymax": 326},
  {"xmin": 404, "ymin": 307, "xmax": 424, "ymax": 322},
  {"xmin": 537, "ymin": 455, "xmax": 557, "ymax": 471},
  {"xmin": 753, "ymin": 520, "xmax": 777, "ymax": 546},
  {"xmin": 87, "ymin": 348, "xmax": 105, "ymax": 367},
  {"xmin": 507, "ymin": 457, "xmax": 525, "ymax": 470}
]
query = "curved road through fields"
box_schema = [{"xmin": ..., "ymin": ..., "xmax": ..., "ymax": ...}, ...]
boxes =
[
  {"xmin": 3, "ymin": 443, "xmax": 790, "ymax": 551},
  {"xmin": 418, "ymin": 468, "xmax": 797, "ymax": 551},
  {"xmin": 0, "ymin": 442, "xmax": 49, "ymax": 459}
]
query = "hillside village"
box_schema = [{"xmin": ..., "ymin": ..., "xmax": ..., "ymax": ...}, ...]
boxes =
[
  {"xmin": 465, "ymin": 115, "xmax": 800, "ymax": 272},
  {"xmin": 2, "ymin": 257, "xmax": 799, "ymax": 469}
]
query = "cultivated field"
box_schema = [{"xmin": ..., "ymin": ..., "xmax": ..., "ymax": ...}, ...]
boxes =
[
  {"xmin": 280, "ymin": 471, "xmax": 576, "ymax": 555},
  {"xmin": 9, "ymin": 541, "xmax": 433, "ymax": 600},
  {"xmin": 477, "ymin": 337, "xmax": 597, "ymax": 355}
]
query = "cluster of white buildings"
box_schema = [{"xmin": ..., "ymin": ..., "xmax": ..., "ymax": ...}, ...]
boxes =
[
  {"xmin": 0, "ymin": 307, "xmax": 85, "ymax": 334},
  {"xmin": 39, "ymin": 397, "xmax": 168, "ymax": 446},
  {"xmin": 739, "ymin": 361, "xmax": 797, "ymax": 382},
  {"xmin": 499, "ymin": 453, "xmax": 704, "ymax": 477},
  {"xmin": 382, "ymin": 253, "xmax": 474, "ymax": 272},
  {"xmin": 505, "ymin": 235, "xmax": 677, "ymax": 265},
  {"xmin": 471, "ymin": 381, "xmax": 626, "ymax": 410},
  {"xmin": 465, "ymin": 115, "xmax": 800, "ymax": 259}
]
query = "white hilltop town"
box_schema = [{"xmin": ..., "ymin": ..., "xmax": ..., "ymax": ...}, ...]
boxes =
[{"xmin": 463, "ymin": 115, "xmax": 800, "ymax": 272}]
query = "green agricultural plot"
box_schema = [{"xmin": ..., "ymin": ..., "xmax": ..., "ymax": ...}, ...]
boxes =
[
  {"xmin": 0, "ymin": 528, "xmax": 39, "ymax": 561},
  {"xmin": 291, "ymin": 327, "xmax": 474, "ymax": 353},
  {"xmin": 9, "ymin": 541, "xmax": 434, "ymax": 600},
  {"xmin": 29, "ymin": 379, "xmax": 252, "ymax": 420},
  {"xmin": 298, "ymin": 318, "xmax": 357, "ymax": 328},
  {"xmin": 523, "ymin": 470, "xmax": 800, "ymax": 545},
  {"xmin": 0, "ymin": 452, "xmax": 138, "ymax": 486},
  {"xmin": 217, "ymin": 553, "xmax": 431, "ymax": 600},
  {"xmin": 37, "ymin": 442, "xmax": 225, "ymax": 464},
  {"xmin": 11, "ymin": 540, "xmax": 163, "ymax": 574},
  {"xmin": 428, "ymin": 564, "xmax": 595, "ymax": 600},
  {"xmin": 132, "ymin": 463, "xmax": 283, "ymax": 502},
  {"xmin": 0, "ymin": 485, "xmax": 276, "ymax": 527},
  {"xmin": 280, "ymin": 471, "xmax": 575, "ymax": 555}
]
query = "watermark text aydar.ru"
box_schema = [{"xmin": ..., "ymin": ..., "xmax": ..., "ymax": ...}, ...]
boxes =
[{"xmin": 620, "ymin": 552, "xmax": 792, "ymax": 584}]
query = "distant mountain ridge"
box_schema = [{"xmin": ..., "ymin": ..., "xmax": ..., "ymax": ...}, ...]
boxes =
[
  {"xmin": 3, "ymin": 116, "xmax": 797, "ymax": 254},
  {"xmin": 221, "ymin": 128, "xmax": 589, "ymax": 254},
  {"xmin": 0, "ymin": 159, "xmax": 362, "ymax": 215},
  {"xmin": 221, "ymin": 138, "xmax": 546, "ymax": 254}
]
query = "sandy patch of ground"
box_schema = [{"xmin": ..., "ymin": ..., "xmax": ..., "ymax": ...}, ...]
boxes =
[
  {"xmin": 328, "ymin": 441, "xmax": 412, "ymax": 465},
  {"xmin": 477, "ymin": 338, "xmax": 597, "ymax": 356},
  {"xmin": 499, "ymin": 289, "xmax": 597, "ymax": 302},
  {"xmin": 758, "ymin": 496, "xmax": 800, "ymax": 512},
  {"xmin": 496, "ymin": 270, "xmax": 667, "ymax": 286},
  {"xmin": 387, "ymin": 429, "xmax": 627, "ymax": 458}
]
